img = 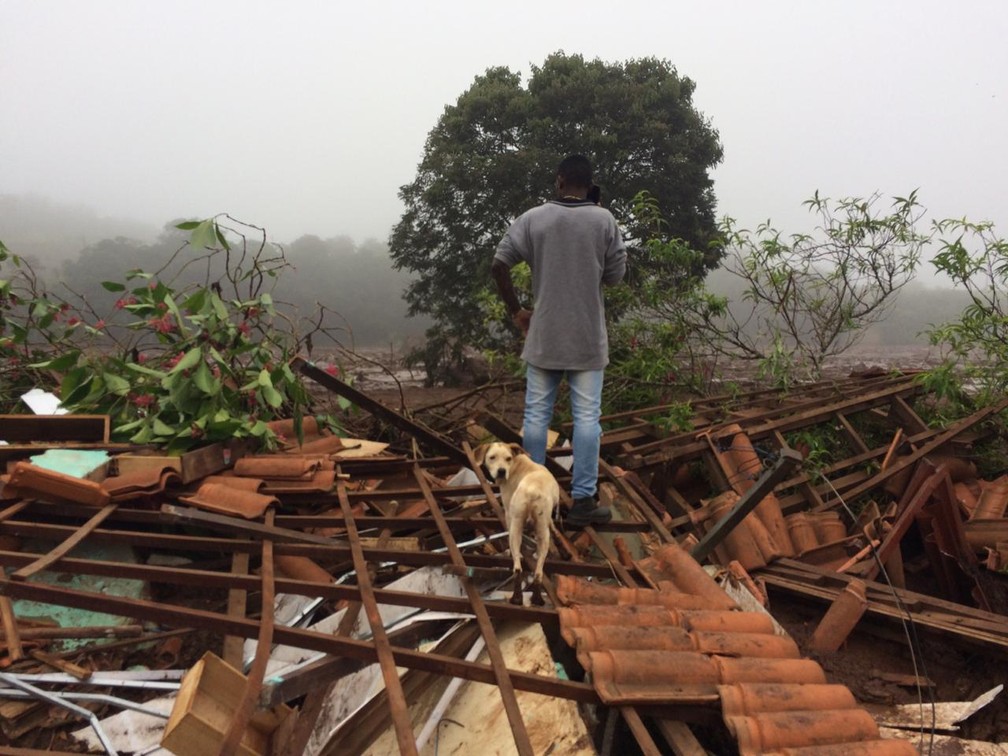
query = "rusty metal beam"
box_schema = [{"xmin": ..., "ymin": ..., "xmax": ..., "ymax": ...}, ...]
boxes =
[
  {"xmin": 759, "ymin": 559, "xmax": 1008, "ymax": 652},
  {"xmin": 160, "ymin": 503, "xmax": 346, "ymax": 546},
  {"xmin": 336, "ymin": 480, "xmax": 418, "ymax": 755},
  {"xmin": 623, "ymin": 375, "xmax": 921, "ymax": 464},
  {"xmin": 10, "ymin": 503, "xmax": 117, "ymax": 581},
  {"xmin": 0, "ymin": 521, "xmax": 622, "ymax": 578},
  {"xmin": 294, "ymin": 357, "xmax": 468, "ymax": 465},
  {"xmin": 0, "ymin": 548, "xmax": 558, "ymax": 625},
  {"xmin": 0, "ymin": 576, "xmax": 599, "ymax": 704},
  {"xmin": 817, "ymin": 396, "xmax": 1008, "ymax": 509}
]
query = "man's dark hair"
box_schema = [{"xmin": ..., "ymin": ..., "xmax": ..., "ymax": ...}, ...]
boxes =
[{"xmin": 557, "ymin": 154, "xmax": 593, "ymax": 189}]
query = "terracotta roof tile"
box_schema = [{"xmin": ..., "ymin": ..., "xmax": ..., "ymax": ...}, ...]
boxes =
[
  {"xmin": 233, "ymin": 455, "xmax": 324, "ymax": 479},
  {"xmin": 101, "ymin": 466, "xmax": 181, "ymax": 501},
  {"xmin": 558, "ymin": 542, "xmax": 917, "ymax": 754},
  {"xmin": 634, "ymin": 540, "xmax": 739, "ymax": 610},
  {"xmin": 202, "ymin": 475, "xmax": 266, "ymax": 491},
  {"xmin": 727, "ymin": 708, "xmax": 880, "ymax": 752},
  {"xmin": 6, "ymin": 461, "xmax": 111, "ymax": 507},
  {"xmin": 178, "ymin": 482, "xmax": 279, "ymax": 519},
  {"xmin": 555, "ymin": 574, "xmax": 733, "ymax": 611},
  {"xmin": 971, "ymin": 477, "xmax": 1008, "ymax": 520},
  {"xmin": 759, "ymin": 743, "xmax": 917, "ymax": 755}
]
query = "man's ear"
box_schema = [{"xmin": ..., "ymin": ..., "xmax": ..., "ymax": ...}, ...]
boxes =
[
  {"xmin": 473, "ymin": 444, "xmax": 489, "ymax": 466},
  {"xmin": 508, "ymin": 443, "xmax": 526, "ymax": 458}
]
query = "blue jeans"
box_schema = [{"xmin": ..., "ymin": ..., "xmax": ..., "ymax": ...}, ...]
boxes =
[{"xmin": 522, "ymin": 364, "xmax": 604, "ymax": 500}]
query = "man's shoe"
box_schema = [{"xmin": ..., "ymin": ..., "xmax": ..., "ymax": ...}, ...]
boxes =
[{"xmin": 565, "ymin": 496, "xmax": 612, "ymax": 529}]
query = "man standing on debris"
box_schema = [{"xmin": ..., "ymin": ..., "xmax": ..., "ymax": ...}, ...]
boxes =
[{"xmin": 491, "ymin": 154, "xmax": 627, "ymax": 528}]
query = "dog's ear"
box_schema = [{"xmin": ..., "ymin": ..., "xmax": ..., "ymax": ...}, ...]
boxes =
[
  {"xmin": 472, "ymin": 444, "xmax": 489, "ymax": 466},
  {"xmin": 508, "ymin": 443, "xmax": 526, "ymax": 458}
]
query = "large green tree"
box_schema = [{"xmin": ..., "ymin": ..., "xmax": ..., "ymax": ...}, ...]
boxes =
[{"xmin": 390, "ymin": 52, "xmax": 723, "ymax": 377}]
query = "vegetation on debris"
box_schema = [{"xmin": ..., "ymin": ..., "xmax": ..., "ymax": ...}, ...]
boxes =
[
  {"xmin": 0, "ymin": 219, "xmax": 344, "ymax": 451},
  {"xmin": 928, "ymin": 217, "xmax": 1008, "ymax": 401}
]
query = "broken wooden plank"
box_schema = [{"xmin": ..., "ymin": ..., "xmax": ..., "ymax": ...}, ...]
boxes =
[{"xmin": 0, "ymin": 415, "xmax": 110, "ymax": 443}]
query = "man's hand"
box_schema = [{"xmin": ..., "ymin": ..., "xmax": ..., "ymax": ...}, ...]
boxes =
[{"xmin": 512, "ymin": 307, "xmax": 533, "ymax": 337}]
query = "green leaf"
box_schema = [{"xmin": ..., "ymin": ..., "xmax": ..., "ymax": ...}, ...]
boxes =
[
  {"xmin": 170, "ymin": 346, "xmax": 202, "ymax": 374},
  {"xmin": 260, "ymin": 292, "xmax": 275, "ymax": 314},
  {"xmin": 152, "ymin": 417, "xmax": 176, "ymax": 437},
  {"xmin": 103, "ymin": 372, "xmax": 132, "ymax": 396},
  {"xmin": 189, "ymin": 219, "xmax": 218, "ymax": 250},
  {"xmin": 28, "ymin": 350, "xmax": 81, "ymax": 371},
  {"xmin": 162, "ymin": 292, "xmax": 186, "ymax": 335},
  {"xmin": 210, "ymin": 293, "xmax": 228, "ymax": 321},
  {"xmin": 60, "ymin": 368, "xmax": 91, "ymax": 403},
  {"xmin": 100, "ymin": 281, "xmax": 127, "ymax": 292},
  {"xmin": 125, "ymin": 362, "xmax": 168, "ymax": 379},
  {"xmin": 182, "ymin": 289, "xmax": 208, "ymax": 315},
  {"xmin": 249, "ymin": 420, "xmax": 270, "ymax": 437},
  {"xmin": 193, "ymin": 361, "xmax": 220, "ymax": 396},
  {"xmin": 175, "ymin": 220, "xmax": 202, "ymax": 230},
  {"xmin": 214, "ymin": 223, "xmax": 231, "ymax": 251},
  {"xmin": 261, "ymin": 383, "xmax": 283, "ymax": 408},
  {"xmin": 257, "ymin": 369, "xmax": 273, "ymax": 388}
]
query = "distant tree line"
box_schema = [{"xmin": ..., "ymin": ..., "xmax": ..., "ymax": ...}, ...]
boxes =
[{"xmin": 51, "ymin": 223, "xmax": 428, "ymax": 349}]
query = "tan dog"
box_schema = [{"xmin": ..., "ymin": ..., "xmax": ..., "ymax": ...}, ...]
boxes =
[{"xmin": 474, "ymin": 442, "xmax": 559, "ymax": 606}]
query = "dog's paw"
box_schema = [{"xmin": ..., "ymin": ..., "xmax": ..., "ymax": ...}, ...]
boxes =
[
  {"xmin": 530, "ymin": 592, "xmax": 545, "ymax": 606},
  {"xmin": 509, "ymin": 592, "xmax": 525, "ymax": 606}
]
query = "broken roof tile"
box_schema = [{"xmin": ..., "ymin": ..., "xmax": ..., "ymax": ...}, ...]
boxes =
[
  {"xmin": 178, "ymin": 481, "xmax": 279, "ymax": 519},
  {"xmin": 101, "ymin": 466, "xmax": 181, "ymax": 501},
  {"xmin": 6, "ymin": 461, "xmax": 111, "ymax": 507},
  {"xmin": 233, "ymin": 455, "xmax": 323, "ymax": 479}
]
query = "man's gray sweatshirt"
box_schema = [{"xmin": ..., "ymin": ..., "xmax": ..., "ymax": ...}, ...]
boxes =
[{"xmin": 494, "ymin": 200, "xmax": 627, "ymax": 370}]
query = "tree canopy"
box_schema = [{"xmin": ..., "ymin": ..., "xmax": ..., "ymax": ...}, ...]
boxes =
[{"xmin": 389, "ymin": 52, "xmax": 724, "ymax": 370}]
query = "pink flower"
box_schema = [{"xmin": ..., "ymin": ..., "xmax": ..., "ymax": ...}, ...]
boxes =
[
  {"xmin": 148, "ymin": 315, "xmax": 174, "ymax": 334},
  {"xmin": 165, "ymin": 353, "xmax": 183, "ymax": 368},
  {"xmin": 66, "ymin": 316, "xmax": 81, "ymax": 327},
  {"xmin": 324, "ymin": 364, "xmax": 340, "ymax": 377},
  {"xmin": 93, "ymin": 319, "xmax": 106, "ymax": 330},
  {"xmin": 149, "ymin": 280, "xmax": 158, "ymax": 290},
  {"xmin": 132, "ymin": 393, "xmax": 155, "ymax": 408},
  {"xmin": 137, "ymin": 352, "xmax": 148, "ymax": 364},
  {"xmin": 237, "ymin": 321, "xmax": 251, "ymax": 336}
]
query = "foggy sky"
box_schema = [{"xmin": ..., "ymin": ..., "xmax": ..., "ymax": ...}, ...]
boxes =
[{"xmin": 2, "ymin": 1, "xmax": 1006, "ymax": 250}]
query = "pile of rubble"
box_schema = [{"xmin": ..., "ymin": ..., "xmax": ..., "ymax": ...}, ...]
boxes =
[{"xmin": 1, "ymin": 362, "xmax": 1006, "ymax": 754}]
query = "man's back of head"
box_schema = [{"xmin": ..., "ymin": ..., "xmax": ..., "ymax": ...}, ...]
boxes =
[{"xmin": 557, "ymin": 154, "xmax": 593, "ymax": 191}]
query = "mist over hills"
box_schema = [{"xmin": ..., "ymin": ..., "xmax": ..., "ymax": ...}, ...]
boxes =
[
  {"xmin": 0, "ymin": 194, "xmax": 159, "ymax": 266},
  {"xmin": 1, "ymin": 194, "xmax": 969, "ymax": 350},
  {"xmin": 1, "ymin": 194, "xmax": 428, "ymax": 348}
]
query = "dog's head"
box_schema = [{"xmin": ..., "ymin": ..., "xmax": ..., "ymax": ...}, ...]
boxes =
[{"xmin": 473, "ymin": 441, "xmax": 526, "ymax": 484}]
